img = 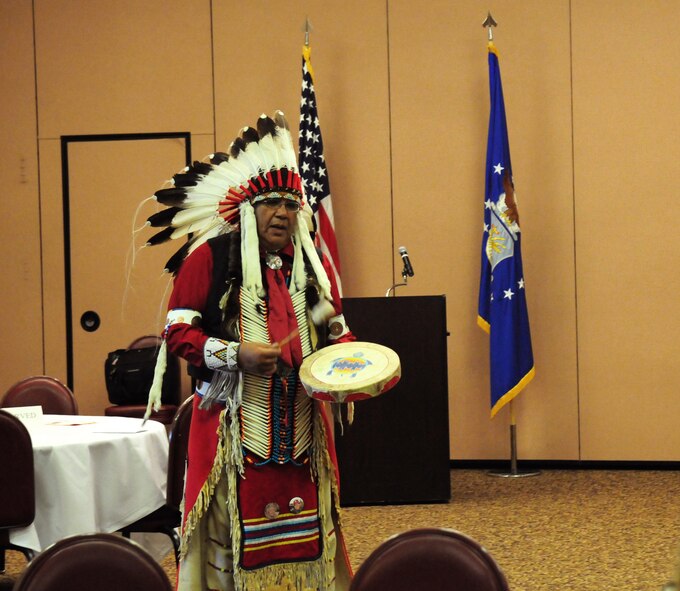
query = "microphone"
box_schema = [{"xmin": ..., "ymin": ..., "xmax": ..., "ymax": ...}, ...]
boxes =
[{"xmin": 399, "ymin": 246, "xmax": 414, "ymax": 277}]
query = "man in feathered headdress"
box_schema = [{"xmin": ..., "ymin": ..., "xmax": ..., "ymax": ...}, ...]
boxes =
[{"xmin": 144, "ymin": 112, "xmax": 355, "ymax": 591}]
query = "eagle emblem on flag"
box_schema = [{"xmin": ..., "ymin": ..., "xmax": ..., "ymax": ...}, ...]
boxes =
[{"xmin": 486, "ymin": 170, "xmax": 521, "ymax": 271}]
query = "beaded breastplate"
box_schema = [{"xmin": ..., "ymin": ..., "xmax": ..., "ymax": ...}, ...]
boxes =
[{"xmin": 238, "ymin": 287, "xmax": 314, "ymax": 463}]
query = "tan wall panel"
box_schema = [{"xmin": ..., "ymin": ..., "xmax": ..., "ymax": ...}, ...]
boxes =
[
  {"xmin": 389, "ymin": 0, "xmax": 578, "ymax": 459},
  {"xmin": 0, "ymin": 1, "xmax": 44, "ymax": 396},
  {"xmin": 572, "ymin": 1, "xmax": 680, "ymax": 460},
  {"xmin": 191, "ymin": 134, "xmax": 217, "ymax": 162},
  {"xmin": 212, "ymin": 1, "xmax": 393, "ymax": 298},
  {"xmin": 34, "ymin": 0, "xmax": 213, "ymax": 137}
]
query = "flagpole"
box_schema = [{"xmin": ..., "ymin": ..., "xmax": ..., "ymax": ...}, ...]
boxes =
[
  {"xmin": 303, "ymin": 16, "xmax": 312, "ymax": 47},
  {"xmin": 488, "ymin": 400, "xmax": 540, "ymax": 478},
  {"xmin": 480, "ymin": 12, "xmax": 540, "ymax": 479},
  {"xmin": 482, "ymin": 11, "xmax": 497, "ymax": 41}
]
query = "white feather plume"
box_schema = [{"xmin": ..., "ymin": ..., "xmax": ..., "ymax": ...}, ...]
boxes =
[{"xmin": 146, "ymin": 111, "xmax": 303, "ymax": 274}]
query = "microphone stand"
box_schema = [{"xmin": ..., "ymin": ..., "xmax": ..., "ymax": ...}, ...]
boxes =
[{"xmin": 385, "ymin": 267, "xmax": 410, "ymax": 297}]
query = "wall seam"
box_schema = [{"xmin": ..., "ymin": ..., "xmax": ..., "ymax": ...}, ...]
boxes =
[
  {"xmin": 386, "ymin": 0, "xmax": 395, "ymax": 284},
  {"xmin": 568, "ymin": 0, "xmax": 582, "ymax": 461},
  {"xmin": 32, "ymin": 0, "xmax": 46, "ymax": 374},
  {"xmin": 209, "ymin": 0, "xmax": 217, "ymax": 153}
]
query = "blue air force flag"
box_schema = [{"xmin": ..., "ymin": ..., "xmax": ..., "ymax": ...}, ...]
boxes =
[{"xmin": 477, "ymin": 42, "xmax": 535, "ymax": 418}]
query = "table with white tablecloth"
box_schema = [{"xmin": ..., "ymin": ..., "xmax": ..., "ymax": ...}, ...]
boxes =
[{"xmin": 10, "ymin": 414, "xmax": 169, "ymax": 553}]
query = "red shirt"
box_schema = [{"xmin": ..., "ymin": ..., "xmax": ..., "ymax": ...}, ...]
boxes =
[{"xmin": 165, "ymin": 238, "xmax": 353, "ymax": 370}]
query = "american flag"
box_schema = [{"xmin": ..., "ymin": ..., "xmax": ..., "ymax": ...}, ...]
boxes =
[{"xmin": 298, "ymin": 45, "xmax": 343, "ymax": 294}]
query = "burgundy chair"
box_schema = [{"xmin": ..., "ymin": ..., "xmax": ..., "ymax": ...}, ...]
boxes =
[
  {"xmin": 350, "ymin": 528, "xmax": 510, "ymax": 591},
  {"xmin": 2, "ymin": 376, "xmax": 78, "ymax": 415},
  {"xmin": 11, "ymin": 533, "xmax": 173, "ymax": 591},
  {"xmin": 119, "ymin": 394, "xmax": 194, "ymax": 564},
  {"xmin": 0, "ymin": 410, "xmax": 37, "ymax": 571},
  {"xmin": 105, "ymin": 335, "xmax": 180, "ymax": 425}
]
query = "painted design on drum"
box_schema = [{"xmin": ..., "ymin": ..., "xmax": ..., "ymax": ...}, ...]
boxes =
[
  {"xmin": 301, "ymin": 343, "xmax": 398, "ymax": 402},
  {"xmin": 326, "ymin": 352, "xmax": 373, "ymax": 378}
]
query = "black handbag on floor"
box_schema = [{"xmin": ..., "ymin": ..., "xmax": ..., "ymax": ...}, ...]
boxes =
[{"xmin": 105, "ymin": 345, "xmax": 179, "ymax": 405}]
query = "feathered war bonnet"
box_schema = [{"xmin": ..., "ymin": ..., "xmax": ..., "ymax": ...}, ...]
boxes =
[
  {"xmin": 141, "ymin": 111, "xmax": 334, "ymax": 421},
  {"xmin": 147, "ymin": 111, "xmax": 300, "ymax": 272}
]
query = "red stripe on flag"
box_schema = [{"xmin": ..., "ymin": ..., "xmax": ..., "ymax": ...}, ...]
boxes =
[{"xmin": 316, "ymin": 204, "xmax": 341, "ymax": 276}]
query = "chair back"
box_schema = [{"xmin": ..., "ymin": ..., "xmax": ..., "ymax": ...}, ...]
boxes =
[
  {"xmin": 2, "ymin": 376, "xmax": 78, "ymax": 415},
  {"xmin": 0, "ymin": 410, "xmax": 35, "ymax": 530},
  {"xmin": 166, "ymin": 394, "xmax": 194, "ymax": 510},
  {"xmin": 12, "ymin": 533, "xmax": 173, "ymax": 591},
  {"xmin": 128, "ymin": 334, "xmax": 163, "ymax": 349},
  {"xmin": 350, "ymin": 528, "xmax": 510, "ymax": 591}
]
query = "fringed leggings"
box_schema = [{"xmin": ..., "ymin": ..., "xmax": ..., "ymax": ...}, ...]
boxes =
[{"xmin": 177, "ymin": 475, "xmax": 234, "ymax": 591}]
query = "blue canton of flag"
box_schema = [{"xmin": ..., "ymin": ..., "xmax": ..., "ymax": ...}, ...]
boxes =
[
  {"xmin": 478, "ymin": 42, "xmax": 535, "ymax": 418},
  {"xmin": 299, "ymin": 45, "xmax": 343, "ymax": 294}
]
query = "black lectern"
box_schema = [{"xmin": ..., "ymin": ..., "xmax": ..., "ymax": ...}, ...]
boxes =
[{"xmin": 335, "ymin": 295, "xmax": 450, "ymax": 505}]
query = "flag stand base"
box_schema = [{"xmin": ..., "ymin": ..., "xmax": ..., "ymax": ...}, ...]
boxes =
[
  {"xmin": 487, "ymin": 468, "xmax": 541, "ymax": 478},
  {"xmin": 487, "ymin": 423, "xmax": 541, "ymax": 478}
]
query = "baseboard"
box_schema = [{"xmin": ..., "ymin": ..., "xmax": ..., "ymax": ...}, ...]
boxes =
[{"xmin": 449, "ymin": 459, "xmax": 680, "ymax": 470}]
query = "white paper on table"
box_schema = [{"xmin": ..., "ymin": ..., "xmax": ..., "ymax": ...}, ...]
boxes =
[
  {"xmin": 45, "ymin": 418, "xmax": 97, "ymax": 427},
  {"xmin": 89, "ymin": 419, "xmax": 147, "ymax": 434}
]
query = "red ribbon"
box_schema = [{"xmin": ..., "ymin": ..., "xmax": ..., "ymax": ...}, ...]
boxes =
[{"xmin": 264, "ymin": 263, "xmax": 303, "ymax": 369}]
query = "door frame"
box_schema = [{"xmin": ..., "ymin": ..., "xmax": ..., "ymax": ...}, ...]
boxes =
[{"xmin": 60, "ymin": 132, "xmax": 191, "ymax": 389}]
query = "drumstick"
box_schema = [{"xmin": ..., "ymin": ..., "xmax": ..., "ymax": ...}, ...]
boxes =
[
  {"xmin": 277, "ymin": 327, "xmax": 300, "ymax": 347},
  {"xmin": 276, "ymin": 299, "xmax": 335, "ymax": 348}
]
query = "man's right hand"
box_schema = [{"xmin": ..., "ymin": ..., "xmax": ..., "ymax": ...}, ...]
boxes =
[{"xmin": 237, "ymin": 342, "xmax": 282, "ymax": 376}]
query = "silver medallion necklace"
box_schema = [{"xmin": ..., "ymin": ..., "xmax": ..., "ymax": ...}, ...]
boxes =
[{"xmin": 265, "ymin": 252, "xmax": 283, "ymax": 270}]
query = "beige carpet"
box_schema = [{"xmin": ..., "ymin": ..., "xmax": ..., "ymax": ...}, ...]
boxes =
[{"xmin": 3, "ymin": 469, "xmax": 680, "ymax": 590}]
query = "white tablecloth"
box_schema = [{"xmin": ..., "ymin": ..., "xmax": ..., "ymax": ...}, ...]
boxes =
[{"xmin": 10, "ymin": 415, "xmax": 169, "ymax": 552}]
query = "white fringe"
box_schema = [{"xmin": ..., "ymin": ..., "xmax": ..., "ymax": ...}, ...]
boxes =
[
  {"xmin": 143, "ymin": 339, "xmax": 167, "ymax": 422},
  {"xmin": 296, "ymin": 214, "xmax": 333, "ymax": 302},
  {"xmin": 198, "ymin": 368, "xmax": 243, "ymax": 413},
  {"xmin": 240, "ymin": 201, "xmax": 265, "ymax": 300},
  {"xmin": 291, "ymin": 219, "xmax": 306, "ymax": 295}
]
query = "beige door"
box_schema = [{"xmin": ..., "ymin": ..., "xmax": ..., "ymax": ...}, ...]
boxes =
[{"xmin": 66, "ymin": 135, "xmax": 189, "ymax": 415}]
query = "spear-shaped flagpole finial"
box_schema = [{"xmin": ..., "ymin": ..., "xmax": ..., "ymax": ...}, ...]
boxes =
[
  {"xmin": 482, "ymin": 11, "xmax": 498, "ymax": 42},
  {"xmin": 303, "ymin": 16, "xmax": 313, "ymax": 47}
]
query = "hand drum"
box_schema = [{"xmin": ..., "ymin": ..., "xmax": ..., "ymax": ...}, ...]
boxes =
[{"xmin": 299, "ymin": 341, "xmax": 401, "ymax": 403}]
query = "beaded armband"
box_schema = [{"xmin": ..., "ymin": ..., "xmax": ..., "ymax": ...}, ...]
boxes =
[
  {"xmin": 204, "ymin": 337, "xmax": 240, "ymax": 371},
  {"xmin": 165, "ymin": 308, "xmax": 202, "ymax": 332}
]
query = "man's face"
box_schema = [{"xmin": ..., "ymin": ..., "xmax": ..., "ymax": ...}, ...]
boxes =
[{"xmin": 254, "ymin": 193, "xmax": 300, "ymax": 251}]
